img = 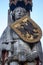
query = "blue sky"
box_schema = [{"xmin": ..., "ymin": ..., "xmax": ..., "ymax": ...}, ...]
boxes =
[{"xmin": 0, "ymin": 0, "xmax": 43, "ymax": 49}]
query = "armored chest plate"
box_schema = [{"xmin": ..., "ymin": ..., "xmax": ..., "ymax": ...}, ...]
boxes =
[{"xmin": 10, "ymin": 15, "xmax": 42, "ymax": 43}]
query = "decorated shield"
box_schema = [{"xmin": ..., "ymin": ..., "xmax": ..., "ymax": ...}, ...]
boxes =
[{"xmin": 10, "ymin": 15, "xmax": 42, "ymax": 43}]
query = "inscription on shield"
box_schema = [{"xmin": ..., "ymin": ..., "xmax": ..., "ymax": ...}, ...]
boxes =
[{"xmin": 10, "ymin": 15, "xmax": 42, "ymax": 43}]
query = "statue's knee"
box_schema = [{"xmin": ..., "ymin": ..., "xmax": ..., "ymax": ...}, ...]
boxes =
[{"xmin": 8, "ymin": 62, "xmax": 19, "ymax": 65}]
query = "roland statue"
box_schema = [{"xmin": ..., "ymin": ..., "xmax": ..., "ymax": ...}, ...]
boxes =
[{"xmin": 0, "ymin": 0, "xmax": 43, "ymax": 65}]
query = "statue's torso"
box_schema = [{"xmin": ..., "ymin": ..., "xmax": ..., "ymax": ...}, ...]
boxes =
[{"xmin": 0, "ymin": 26, "xmax": 42, "ymax": 62}]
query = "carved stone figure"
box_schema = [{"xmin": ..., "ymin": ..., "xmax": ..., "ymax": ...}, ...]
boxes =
[{"xmin": 0, "ymin": 0, "xmax": 43, "ymax": 65}]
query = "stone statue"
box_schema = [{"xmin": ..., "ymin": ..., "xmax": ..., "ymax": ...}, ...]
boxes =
[{"xmin": 0, "ymin": 0, "xmax": 43, "ymax": 65}]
